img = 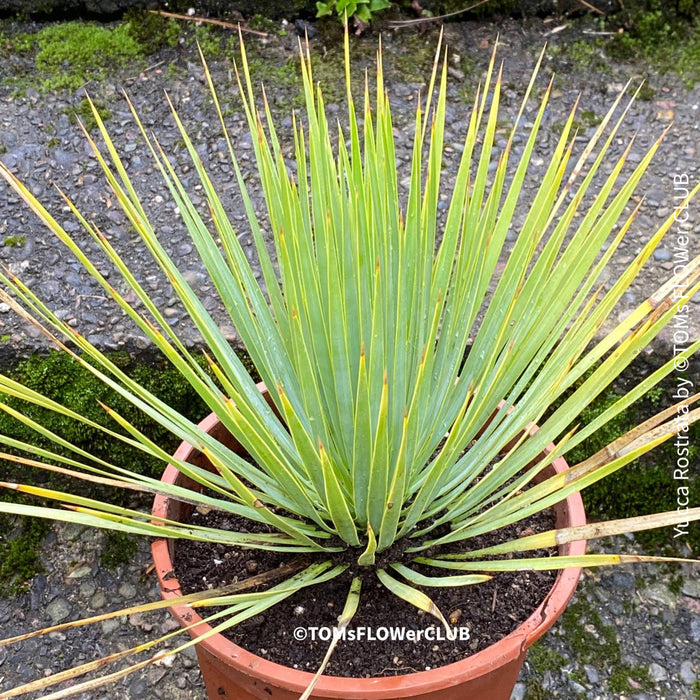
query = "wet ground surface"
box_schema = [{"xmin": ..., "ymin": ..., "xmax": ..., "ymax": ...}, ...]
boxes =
[
  {"xmin": 0, "ymin": 12, "xmax": 698, "ymax": 700},
  {"xmin": 0, "ymin": 16, "xmax": 698, "ymax": 364}
]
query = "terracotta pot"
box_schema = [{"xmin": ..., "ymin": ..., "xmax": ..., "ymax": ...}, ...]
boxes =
[{"xmin": 151, "ymin": 384, "xmax": 586, "ymax": 700}]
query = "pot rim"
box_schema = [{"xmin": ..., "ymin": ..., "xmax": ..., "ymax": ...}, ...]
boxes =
[{"xmin": 151, "ymin": 391, "xmax": 586, "ymax": 698}]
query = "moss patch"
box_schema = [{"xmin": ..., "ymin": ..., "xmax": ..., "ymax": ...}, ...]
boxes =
[
  {"xmin": 524, "ymin": 680, "xmax": 547, "ymax": 700},
  {"xmin": 553, "ymin": 2, "xmax": 700, "ymax": 87},
  {"xmin": 559, "ymin": 597, "xmax": 654, "ymax": 694},
  {"xmin": 560, "ymin": 598, "xmax": 621, "ymax": 667},
  {"xmin": 608, "ymin": 664, "xmax": 652, "ymax": 694},
  {"xmin": 526, "ymin": 642, "xmax": 568, "ymax": 675},
  {"xmin": 0, "ymin": 350, "xmax": 226, "ymax": 596},
  {"xmin": 606, "ymin": 1, "xmax": 700, "ymax": 84},
  {"xmin": 0, "ymin": 514, "xmax": 47, "ymax": 597},
  {"xmin": 63, "ymin": 98, "xmax": 112, "ymax": 132},
  {"xmin": 0, "ymin": 348, "xmax": 263, "ymax": 597},
  {"xmin": 561, "ymin": 374, "xmax": 700, "ymax": 553},
  {"xmin": 1, "ymin": 20, "xmax": 147, "ymax": 93},
  {"xmin": 34, "ymin": 21, "xmax": 144, "ymax": 91},
  {"xmin": 124, "ymin": 9, "xmax": 182, "ymax": 54},
  {"xmin": 100, "ymin": 531, "xmax": 139, "ymax": 570},
  {"xmin": 2, "ymin": 235, "xmax": 25, "ymax": 247}
]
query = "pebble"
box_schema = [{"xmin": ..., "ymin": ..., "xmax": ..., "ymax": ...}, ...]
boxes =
[
  {"xmin": 65, "ymin": 562, "xmax": 92, "ymax": 580},
  {"xmin": 648, "ymin": 662, "xmax": 668, "ymax": 682},
  {"xmin": 510, "ymin": 682, "xmax": 526, "ymax": 700},
  {"xmin": 129, "ymin": 676, "xmax": 149, "ymax": 698},
  {"xmin": 679, "ymin": 660, "xmax": 696, "ymax": 685},
  {"xmin": 652, "ymin": 248, "xmax": 672, "ymax": 261},
  {"xmin": 101, "ymin": 618, "xmax": 122, "ymax": 634},
  {"xmin": 644, "ymin": 583, "xmax": 677, "ymax": 609},
  {"xmin": 681, "ymin": 579, "xmax": 700, "ymax": 599},
  {"xmin": 118, "ymin": 582, "xmax": 138, "ymax": 600},
  {"xmin": 690, "ymin": 619, "xmax": 700, "ymax": 643},
  {"xmin": 45, "ymin": 596, "xmax": 71, "ymax": 624},
  {"xmin": 584, "ymin": 664, "xmax": 599, "ymax": 683},
  {"xmin": 90, "ymin": 591, "xmax": 108, "ymax": 610},
  {"xmin": 79, "ymin": 580, "xmax": 96, "ymax": 597}
]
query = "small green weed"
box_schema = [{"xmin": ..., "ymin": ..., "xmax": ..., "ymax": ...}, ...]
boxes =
[
  {"xmin": 63, "ymin": 99, "xmax": 112, "ymax": 133},
  {"xmin": 3, "ymin": 235, "xmax": 25, "ymax": 247},
  {"xmin": 566, "ymin": 39, "xmax": 611, "ymax": 73},
  {"xmin": 316, "ymin": 0, "xmax": 391, "ymax": 25},
  {"xmin": 248, "ymin": 14, "xmax": 279, "ymax": 33}
]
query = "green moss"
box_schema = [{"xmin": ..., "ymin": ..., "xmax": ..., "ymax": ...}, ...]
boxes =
[
  {"xmin": 552, "ymin": 108, "xmax": 601, "ymax": 135},
  {"xmin": 667, "ymin": 571, "xmax": 684, "ymax": 595},
  {"xmin": 1, "ymin": 20, "xmax": 147, "ymax": 93},
  {"xmin": 568, "ymin": 668, "xmax": 588, "ymax": 687},
  {"xmin": 565, "ymin": 39, "xmax": 612, "ymax": 73},
  {"xmin": 545, "ymin": 3, "xmax": 700, "ymax": 87},
  {"xmin": 0, "ymin": 514, "xmax": 47, "ymax": 597},
  {"xmin": 558, "ymin": 596, "xmax": 655, "ymax": 692},
  {"xmin": 0, "ymin": 351, "xmax": 206, "ymax": 594},
  {"xmin": 524, "ymin": 680, "xmax": 547, "ymax": 700},
  {"xmin": 635, "ymin": 82, "xmax": 656, "ymax": 101},
  {"xmin": 247, "ymin": 55, "xmax": 300, "ymax": 94},
  {"xmin": 579, "ymin": 109, "xmax": 601, "ymax": 128},
  {"xmin": 63, "ymin": 98, "xmax": 112, "ymax": 133},
  {"xmin": 3, "ymin": 235, "xmax": 25, "ymax": 247},
  {"xmin": 248, "ymin": 14, "xmax": 280, "ymax": 33},
  {"xmin": 189, "ymin": 24, "xmax": 229, "ymax": 58},
  {"xmin": 101, "ymin": 531, "xmax": 139, "ymax": 570},
  {"xmin": 0, "ymin": 25, "xmax": 33, "ymax": 57},
  {"xmin": 35, "ymin": 21, "xmax": 144, "ymax": 91},
  {"xmin": 526, "ymin": 643, "xmax": 568, "ymax": 675},
  {"xmin": 603, "ymin": 2, "xmax": 700, "ymax": 86},
  {"xmin": 608, "ymin": 664, "xmax": 651, "ymax": 694},
  {"xmin": 124, "ymin": 9, "xmax": 182, "ymax": 54},
  {"xmin": 0, "ymin": 348, "xmax": 263, "ymax": 596},
  {"xmin": 561, "ymin": 598, "xmax": 621, "ymax": 667},
  {"xmin": 554, "ymin": 361, "xmax": 700, "ymax": 553}
]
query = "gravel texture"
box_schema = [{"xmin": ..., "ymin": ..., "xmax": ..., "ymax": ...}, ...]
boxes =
[
  {"xmin": 0, "ymin": 15, "xmax": 698, "ymax": 364},
  {"xmin": 0, "ymin": 525, "xmax": 697, "ymax": 699},
  {"xmin": 0, "ymin": 11, "xmax": 698, "ymax": 700}
]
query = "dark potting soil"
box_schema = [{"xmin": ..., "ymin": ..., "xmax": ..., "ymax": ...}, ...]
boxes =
[{"xmin": 173, "ymin": 506, "xmax": 558, "ymax": 678}]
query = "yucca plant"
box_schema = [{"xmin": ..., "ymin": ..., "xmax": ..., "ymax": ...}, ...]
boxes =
[{"xmin": 0, "ymin": 29, "xmax": 699, "ymax": 699}]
